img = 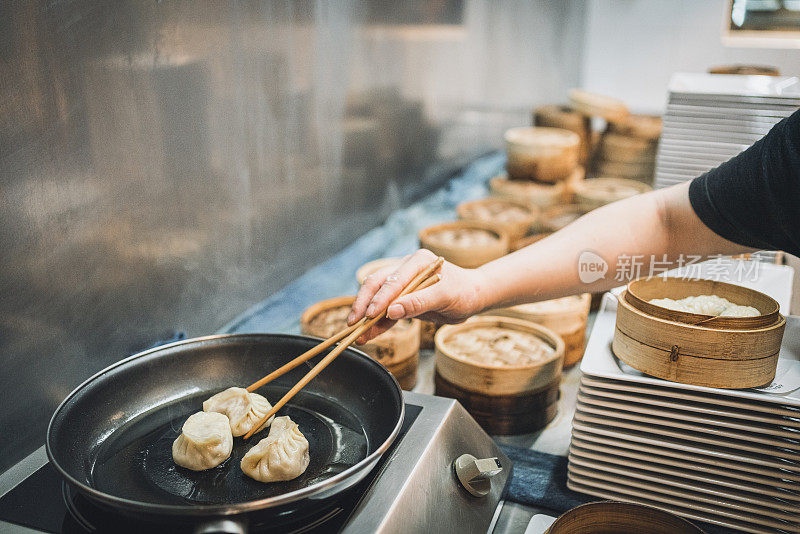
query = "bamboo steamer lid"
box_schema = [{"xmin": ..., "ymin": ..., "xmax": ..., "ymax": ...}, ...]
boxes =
[
  {"xmin": 568, "ymin": 89, "xmax": 629, "ymax": 123},
  {"xmin": 504, "ymin": 127, "xmax": 580, "ymax": 183},
  {"xmin": 709, "ymin": 64, "xmax": 780, "ymax": 76},
  {"xmin": 490, "ymin": 168, "xmax": 583, "ymax": 208},
  {"xmin": 301, "ymin": 296, "xmax": 421, "ymax": 390},
  {"xmin": 533, "ymin": 105, "xmax": 592, "ymax": 164},
  {"xmin": 511, "ymin": 232, "xmax": 551, "ymax": 252},
  {"xmin": 612, "ymin": 277, "xmax": 785, "ymax": 389},
  {"xmin": 419, "ymin": 220, "xmax": 509, "ymax": 269},
  {"xmin": 456, "ymin": 197, "xmax": 540, "ymax": 243},
  {"xmin": 435, "ymin": 315, "xmax": 564, "ymax": 396},
  {"xmin": 545, "ymin": 501, "xmax": 705, "ymax": 534},
  {"xmin": 355, "ymin": 257, "xmax": 439, "ymax": 350},
  {"xmin": 575, "ymin": 177, "xmax": 652, "ymax": 212},
  {"xmin": 489, "ymin": 294, "xmax": 591, "ymax": 368},
  {"xmin": 607, "ymin": 114, "xmax": 662, "ymax": 141},
  {"xmin": 541, "ymin": 204, "xmax": 585, "ymax": 232}
]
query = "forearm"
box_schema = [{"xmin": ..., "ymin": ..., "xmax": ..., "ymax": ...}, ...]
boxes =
[{"xmin": 474, "ymin": 181, "xmax": 755, "ymax": 311}]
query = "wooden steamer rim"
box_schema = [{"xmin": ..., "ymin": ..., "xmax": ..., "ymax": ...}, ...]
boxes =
[
  {"xmin": 544, "ymin": 501, "xmax": 705, "ymax": 534},
  {"xmin": 435, "ymin": 315, "xmax": 565, "ymax": 396},
  {"xmin": 504, "ymin": 126, "xmax": 580, "ymax": 155},
  {"xmin": 568, "ymin": 89, "xmax": 629, "ymax": 123},
  {"xmin": 489, "ymin": 169, "xmax": 585, "ymax": 208},
  {"xmin": 541, "ymin": 204, "xmax": 585, "ymax": 233},
  {"xmin": 489, "ymin": 293, "xmax": 591, "ymax": 368},
  {"xmin": 613, "ymin": 277, "xmax": 786, "ymax": 389},
  {"xmin": 575, "ymin": 177, "xmax": 653, "ymax": 212},
  {"xmin": 625, "ymin": 277, "xmax": 780, "ymax": 330},
  {"xmin": 418, "ymin": 220, "xmax": 509, "ymax": 269},
  {"xmin": 456, "ymin": 197, "xmax": 540, "ymax": 243}
]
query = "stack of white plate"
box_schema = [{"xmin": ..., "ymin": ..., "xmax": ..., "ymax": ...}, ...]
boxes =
[
  {"xmin": 654, "ymin": 73, "xmax": 800, "ymax": 266},
  {"xmin": 654, "ymin": 72, "xmax": 800, "ymax": 190},
  {"xmin": 569, "ymin": 260, "xmax": 800, "ymax": 534}
]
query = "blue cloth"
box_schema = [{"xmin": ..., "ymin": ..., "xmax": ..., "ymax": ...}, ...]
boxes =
[
  {"xmin": 499, "ymin": 444, "xmax": 590, "ymax": 512},
  {"xmin": 221, "ymin": 152, "xmax": 504, "ymax": 335}
]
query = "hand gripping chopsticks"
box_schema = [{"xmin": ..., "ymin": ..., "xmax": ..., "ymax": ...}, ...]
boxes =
[{"xmin": 242, "ymin": 256, "xmax": 444, "ymax": 439}]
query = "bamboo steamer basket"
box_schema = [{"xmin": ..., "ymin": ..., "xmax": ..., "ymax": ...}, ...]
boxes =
[
  {"xmin": 434, "ymin": 316, "xmax": 565, "ymax": 434},
  {"xmin": 418, "ymin": 221, "xmax": 509, "ymax": 269},
  {"xmin": 568, "ymin": 89, "xmax": 629, "ymax": 123},
  {"xmin": 544, "ymin": 501, "xmax": 705, "ymax": 534},
  {"xmin": 355, "ymin": 257, "xmax": 439, "ymax": 350},
  {"xmin": 613, "ymin": 277, "xmax": 785, "ymax": 389},
  {"xmin": 301, "ymin": 296, "xmax": 421, "ymax": 390},
  {"xmin": 489, "ymin": 168, "xmax": 583, "ymax": 209},
  {"xmin": 489, "ymin": 294, "xmax": 591, "ymax": 367},
  {"xmin": 596, "ymin": 132, "xmax": 657, "ymax": 163},
  {"xmin": 541, "ymin": 204, "xmax": 585, "ymax": 233},
  {"xmin": 456, "ymin": 197, "xmax": 540, "ymax": 243},
  {"xmin": 533, "ymin": 104, "xmax": 592, "ymax": 164},
  {"xmin": 575, "ymin": 177, "xmax": 652, "ymax": 212},
  {"xmin": 504, "ymin": 127, "xmax": 580, "ymax": 183},
  {"xmin": 607, "ymin": 114, "xmax": 662, "ymax": 141}
]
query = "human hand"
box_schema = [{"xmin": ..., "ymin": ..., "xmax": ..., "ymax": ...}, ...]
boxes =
[{"xmin": 348, "ymin": 249, "xmax": 487, "ymax": 343}]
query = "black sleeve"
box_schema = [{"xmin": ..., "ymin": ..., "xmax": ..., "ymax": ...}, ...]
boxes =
[{"xmin": 688, "ymin": 108, "xmax": 800, "ymax": 258}]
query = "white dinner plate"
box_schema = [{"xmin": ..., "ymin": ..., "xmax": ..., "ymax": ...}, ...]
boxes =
[
  {"xmin": 569, "ymin": 436, "xmax": 800, "ymax": 491},
  {"xmin": 578, "ymin": 381, "xmax": 800, "ymax": 428},
  {"xmin": 580, "ymin": 375, "xmax": 800, "ymax": 419},
  {"xmin": 571, "ymin": 424, "xmax": 800, "ymax": 475},
  {"xmin": 573, "ymin": 409, "xmax": 800, "ymax": 461},
  {"xmin": 567, "ymin": 474, "xmax": 798, "ymax": 534},
  {"xmin": 568, "ymin": 450, "xmax": 800, "ymax": 512},
  {"xmin": 576, "ymin": 392, "xmax": 800, "ymax": 440}
]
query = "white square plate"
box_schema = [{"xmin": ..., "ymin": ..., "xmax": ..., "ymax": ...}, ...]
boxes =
[{"xmin": 580, "ymin": 260, "xmax": 799, "ymax": 403}]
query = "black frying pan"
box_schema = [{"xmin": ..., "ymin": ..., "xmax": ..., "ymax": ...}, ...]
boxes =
[{"xmin": 46, "ymin": 334, "xmax": 404, "ymax": 533}]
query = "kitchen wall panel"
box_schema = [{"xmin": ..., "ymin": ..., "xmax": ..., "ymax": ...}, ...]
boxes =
[{"xmin": 0, "ymin": 0, "xmax": 583, "ymax": 472}]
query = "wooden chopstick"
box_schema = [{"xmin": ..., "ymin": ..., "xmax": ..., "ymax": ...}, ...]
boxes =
[
  {"xmin": 243, "ymin": 259, "xmax": 443, "ymax": 439},
  {"xmin": 245, "ymin": 322, "xmax": 359, "ymax": 393},
  {"xmin": 246, "ymin": 258, "xmax": 443, "ymax": 393}
]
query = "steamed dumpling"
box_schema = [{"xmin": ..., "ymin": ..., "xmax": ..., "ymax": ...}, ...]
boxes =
[
  {"xmin": 649, "ymin": 295, "xmax": 759, "ymax": 317},
  {"xmin": 241, "ymin": 416, "xmax": 310, "ymax": 482},
  {"xmin": 172, "ymin": 411, "xmax": 233, "ymax": 471},
  {"xmin": 203, "ymin": 387, "xmax": 275, "ymax": 437}
]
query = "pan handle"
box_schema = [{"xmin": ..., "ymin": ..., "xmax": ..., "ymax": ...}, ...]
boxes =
[{"xmin": 194, "ymin": 519, "xmax": 247, "ymax": 534}]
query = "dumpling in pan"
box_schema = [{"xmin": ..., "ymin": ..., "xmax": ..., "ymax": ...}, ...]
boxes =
[
  {"xmin": 241, "ymin": 416, "xmax": 310, "ymax": 482},
  {"xmin": 203, "ymin": 387, "xmax": 275, "ymax": 437},
  {"xmin": 172, "ymin": 411, "xmax": 233, "ymax": 471}
]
